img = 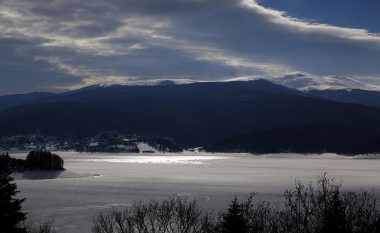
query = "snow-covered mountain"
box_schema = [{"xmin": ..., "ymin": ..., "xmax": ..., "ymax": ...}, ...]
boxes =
[
  {"xmin": 229, "ymin": 72, "xmax": 380, "ymax": 92},
  {"xmin": 270, "ymin": 72, "xmax": 380, "ymax": 91},
  {"xmin": 97, "ymin": 79, "xmax": 195, "ymax": 87},
  {"xmin": 89, "ymin": 72, "xmax": 380, "ymax": 92}
]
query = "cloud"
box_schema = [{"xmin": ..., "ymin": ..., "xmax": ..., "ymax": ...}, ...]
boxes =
[
  {"xmin": 0, "ymin": 0, "xmax": 379, "ymax": 94},
  {"xmin": 0, "ymin": 38, "xmax": 82, "ymax": 95},
  {"xmin": 241, "ymin": 0, "xmax": 380, "ymax": 43}
]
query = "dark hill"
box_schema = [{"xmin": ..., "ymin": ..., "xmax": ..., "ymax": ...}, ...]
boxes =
[
  {"xmin": 209, "ymin": 122, "xmax": 380, "ymax": 155},
  {"xmin": 1, "ymin": 80, "xmax": 380, "ymax": 154},
  {"xmin": 0, "ymin": 92, "xmax": 55, "ymax": 111},
  {"xmin": 307, "ymin": 89, "xmax": 380, "ymax": 108}
]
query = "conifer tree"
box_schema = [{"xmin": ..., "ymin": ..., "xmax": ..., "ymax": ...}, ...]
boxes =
[
  {"xmin": 220, "ymin": 197, "xmax": 249, "ymax": 233},
  {"xmin": 0, "ymin": 153, "xmax": 26, "ymax": 233}
]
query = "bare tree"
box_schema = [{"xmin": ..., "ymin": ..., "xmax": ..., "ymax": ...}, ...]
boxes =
[
  {"xmin": 93, "ymin": 174, "xmax": 380, "ymax": 233},
  {"xmin": 92, "ymin": 197, "xmax": 217, "ymax": 233},
  {"xmin": 25, "ymin": 220, "xmax": 56, "ymax": 233}
]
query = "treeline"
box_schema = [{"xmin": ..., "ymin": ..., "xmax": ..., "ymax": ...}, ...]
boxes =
[
  {"xmin": 0, "ymin": 151, "xmax": 64, "ymax": 171},
  {"xmin": 208, "ymin": 123, "xmax": 380, "ymax": 155},
  {"xmin": 0, "ymin": 133, "xmax": 183, "ymax": 153},
  {"xmin": 93, "ymin": 174, "xmax": 380, "ymax": 233}
]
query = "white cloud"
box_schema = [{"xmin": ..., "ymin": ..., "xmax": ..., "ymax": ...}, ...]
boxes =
[{"xmin": 240, "ymin": 0, "xmax": 380, "ymax": 45}]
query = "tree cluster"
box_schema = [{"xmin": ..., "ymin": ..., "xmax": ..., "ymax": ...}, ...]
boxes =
[
  {"xmin": 93, "ymin": 174, "xmax": 380, "ymax": 233},
  {"xmin": 26, "ymin": 151, "xmax": 64, "ymax": 170},
  {"xmin": 92, "ymin": 197, "xmax": 215, "ymax": 233}
]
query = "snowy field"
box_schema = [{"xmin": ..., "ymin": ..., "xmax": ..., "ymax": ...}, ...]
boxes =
[{"xmin": 13, "ymin": 152, "xmax": 380, "ymax": 233}]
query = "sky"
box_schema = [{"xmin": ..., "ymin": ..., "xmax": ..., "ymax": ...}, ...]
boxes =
[{"xmin": 0, "ymin": 0, "xmax": 380, "ymax": 95}]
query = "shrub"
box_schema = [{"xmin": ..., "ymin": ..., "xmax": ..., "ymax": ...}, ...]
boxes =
[
  {"xmin": 93, "ymin": 174, "xmax": 380, "ymax": 233},
  {"xmin": 25, "ymin": 220, "xmax": 56, "ymax": 233},
  {"xmin": 229, "ymin": 173, "xmax": 380, "ymax": 233},
  {"xmin": 278, "ymin": 174, "xmax": 380, "ymax": 233},
  {"xmin": 26, "ymin": 151, "xmax": 64, "ymax": 170},
  {"xmin": 92, "ymin": 197, "xmax": 217, "ymax": 233}
]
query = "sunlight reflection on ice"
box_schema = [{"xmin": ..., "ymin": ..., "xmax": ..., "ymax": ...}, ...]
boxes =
[{"xmin": 75, "ymin": 156, "xmax": 227, "ymax": 165}]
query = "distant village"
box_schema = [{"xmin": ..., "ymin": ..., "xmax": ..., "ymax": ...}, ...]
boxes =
[{"xmin": 0, "ymin": 133, "xmax": 183, "ymax": 153}]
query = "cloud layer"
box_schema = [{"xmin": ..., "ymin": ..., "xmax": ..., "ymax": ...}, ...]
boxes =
[{"xmin": 0, "ymin": 0, "xmax": 380, "ymax": 94}]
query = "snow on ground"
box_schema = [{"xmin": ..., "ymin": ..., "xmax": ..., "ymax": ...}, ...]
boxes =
[
  {"xmin": 273, "ymin": 72, "xmax": 380, "ymax": 91},
  {"xmin": 136, "ymin": 142, "xmax": 157, "ymax": 153}
]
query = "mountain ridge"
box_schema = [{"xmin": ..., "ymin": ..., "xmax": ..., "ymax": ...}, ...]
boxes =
[
  {"xmin": 1, "ymin": 80, "xmax": 380, "ymax": 154},
  {"xmin": 3, "ymin": 73, "xmax": 380, "ymax": 112},
  {"xmin": 228, "ymin": 72, "xmax": 380, "ymax": 92}
]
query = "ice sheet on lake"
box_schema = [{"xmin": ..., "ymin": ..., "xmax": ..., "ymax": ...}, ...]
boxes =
[
  {"xmin": 15, "ymin": 152, "xmax": 380, "ymax": 233},
  {"xmin": 75, "ymin": 155, "xmax": 227, "ymax": 165}
]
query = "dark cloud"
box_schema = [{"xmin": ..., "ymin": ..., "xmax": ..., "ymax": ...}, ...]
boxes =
[{"xmin": 0, "ymin": 38, "xmax": 82, "ymax": 95}]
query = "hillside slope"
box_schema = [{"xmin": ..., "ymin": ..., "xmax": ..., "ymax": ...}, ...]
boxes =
[{"xmin": 1, "ymin": 80, "xmax": 380, "ymax": 153}]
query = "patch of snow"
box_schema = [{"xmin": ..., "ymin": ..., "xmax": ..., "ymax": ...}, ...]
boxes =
[
  {"xmin": 268, "ymin": 72, "xmax": 380, "ymax": 91},
  {"xmin": 229, "ymin": 72, "xmax": 380, "ymax": 91},
  {"xmin": 97, "ymin": 79, "xmax": 196, "ymax": 87},
  {"xmin": 186, "ymin": 147, "xmax": 205, "ymax": 153},
  {"xmin": 89, "ymin": 142, "xmax": 99, "ymax": 147},
  {"xmin": 137, "ymin": 143, "xmax": 157, "ymax": 153}
]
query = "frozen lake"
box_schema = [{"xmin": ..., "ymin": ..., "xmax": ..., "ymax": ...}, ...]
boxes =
[{"xmin": 14, "ymin": 152, "xmax": 380, "ymax": 233}]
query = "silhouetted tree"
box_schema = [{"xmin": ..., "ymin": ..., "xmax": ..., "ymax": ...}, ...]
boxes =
[
  {"xmin": 278, "ymin": 173, "xmax": 380, "ymax": 233},
  {"xmin": 26, "ymin": 151, "xmax": 64, "ymax": 170},
  {"xmin": 0, "ymin": 152, "xmax": 26, "ymax": 233},
  {"xmin": 220, "ymin": 197, "xmax": 249, "ymax": 233}
]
